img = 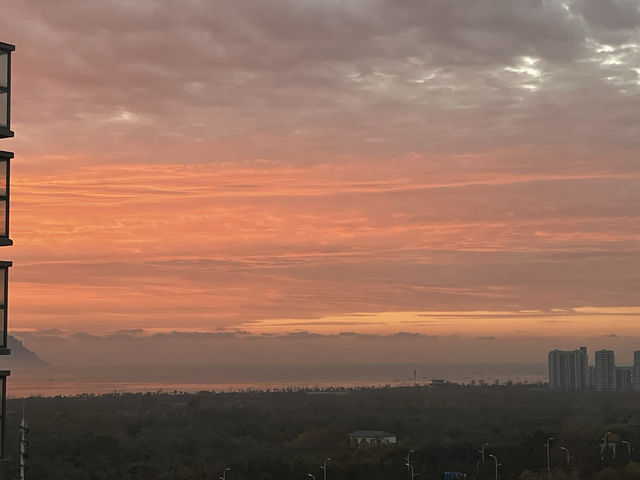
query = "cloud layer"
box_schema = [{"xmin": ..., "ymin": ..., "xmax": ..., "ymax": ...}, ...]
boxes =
[
  {"xmin": 12, "ymin": 325, "xmax": 640, "ymax": 367},
  {"xmin": 0, "ymin": 1, "xmax": 638, "ymax": 362}
]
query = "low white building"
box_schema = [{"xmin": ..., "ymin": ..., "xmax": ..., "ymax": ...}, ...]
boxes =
[{"xmin": 348, "ymin": 430, "xmax": 397, "ymax": 446}]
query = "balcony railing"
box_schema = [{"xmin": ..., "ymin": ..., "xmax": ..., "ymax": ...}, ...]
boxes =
[
  {"xmin": 0, "ymin": 262, "xmax": 9, "ymax": 356},
  {"xmin": 0, "ymin": 151, "xmax": 11, "ymax": 246},
  {"xmin": 0, "ymin": 42, "xmax": 14, "ymax": 139}
]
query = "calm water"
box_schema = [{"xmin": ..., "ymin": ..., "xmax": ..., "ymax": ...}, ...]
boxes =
[{"xmin": 6, "ymin": 362, "xmax": 548, "ymax": 397}]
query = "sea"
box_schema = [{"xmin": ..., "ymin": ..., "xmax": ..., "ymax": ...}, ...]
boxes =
[{"xmin": 5, "ymin": 362, "xmax": 548, "ymax": 398}]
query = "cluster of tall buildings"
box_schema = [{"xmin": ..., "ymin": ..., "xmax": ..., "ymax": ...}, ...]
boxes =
[{"xmin": 548, "ymin": 347, "xmax": 640, "ymax": 392}]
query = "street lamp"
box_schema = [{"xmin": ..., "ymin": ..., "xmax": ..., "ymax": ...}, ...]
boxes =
[
  {"xmin": 479, "ymin": 443, "xmax": 491, "ymax": 463},
  {"xmin": 219, "ymin": 467, "xmax": 231, "ymax": 480},
  {"xmin": 560, "ymin": 447, "xmax": 570, "ymax": 465},
  {"xmin": 405, "ymin": 462, "xmax": 418, "ymax": 480},
  {"xmin": 406, "ymin": 449, "xmax": 416, "ymax": 480},
  {"xmin": 545, "ymin": 437, "xmax": 555, "ymax": 471},
  {"xmin": 321, "ymin": 457, "xmax": 331, "ymax": 480},
  {"xmin": 406, "ymin": 449, "xmax": 415, "ymax": 464},
  {"xmin": 602, "ymin": 432, "xmax": 612, "ymax": 461},
  {"xmin": 488, "ymin": 454, "xmax": 499, "ymax": 480},
  {"xmin": 489, "ymin": 454, "xmax": 498, "ymax": 480},
  {"xmin": 0, "ymin": 42, "xmax": 14, "ymax": 139}
]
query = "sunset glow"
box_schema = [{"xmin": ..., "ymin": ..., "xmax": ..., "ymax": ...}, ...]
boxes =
[{"xmin": 2, "ymin": 0, "xmax": 639, "ymax": 365}]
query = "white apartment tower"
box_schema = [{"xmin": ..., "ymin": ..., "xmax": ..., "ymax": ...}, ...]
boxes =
[
  {"xmin": 548, "ymin": 347, "xmax": 588, "ymax": 391},
  {"xmin": 595, "ymin": 349, "xmax": 616, "ymax": 392}
]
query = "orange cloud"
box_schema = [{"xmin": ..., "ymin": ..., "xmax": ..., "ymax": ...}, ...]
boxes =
[{"xmin": 3, "ymin": 159, "xmax": 639, "ymax": 340}]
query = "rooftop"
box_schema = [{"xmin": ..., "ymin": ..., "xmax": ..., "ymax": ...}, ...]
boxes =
[{"xmin": 349, "ymin": 430, "xmax": 395, "ymax": 438}]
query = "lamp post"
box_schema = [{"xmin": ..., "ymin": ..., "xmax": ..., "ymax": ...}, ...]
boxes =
[
  {"xmin": 219, "ymin": 467, "xmax": 231, "ymax": 480},
  {"xmin": 19, "ymin": 407, "xmax": 28, "ymax": 480},
  {"xmin": 602, "ymin": 432, "xmax": 612, "ymax": 461},
  {"xmin": 479, "ymin": 443, "xmax": 490, "ymax": 463},
  {"xmin": 321, "ymin": 457, "xmax": 331, "ymax": 480},
  {"xmin": 560, "ymin": 447, "xmax": 570, "ymax": 466},
  {"xmin": 405, "ymin": 462, "xmax": 416, "ymax": 480},
  {"xmin": 488, "ymin": 454, "xmax": 499, "ymax": 480},
  {"xmin": 406, "ymin": 449, "xmax": 416, "ymax": 480},
  {"xmin": 406, "ymin": 450, "xmax": 415, "ymax": 465},
  {"xmin": 545, "ymin": 437, "xmax": 555, "ymax": 471}
]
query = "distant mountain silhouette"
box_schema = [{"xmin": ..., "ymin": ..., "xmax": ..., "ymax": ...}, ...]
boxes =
[{"xmin": 4, "ymin": 335, "xmax": 49, "ymax": 366}]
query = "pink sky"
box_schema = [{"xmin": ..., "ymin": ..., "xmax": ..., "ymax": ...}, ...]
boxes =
[{"xmin": 2, "ymin": 0, "xmax": 640, "ymax": 365}]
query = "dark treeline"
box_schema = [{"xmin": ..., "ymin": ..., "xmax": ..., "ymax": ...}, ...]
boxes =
[{"xmin": 1, "ymin": 384, "xmax": 640, "ymax": 480}]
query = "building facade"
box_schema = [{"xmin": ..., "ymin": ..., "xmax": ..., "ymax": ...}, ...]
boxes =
[
  {"xmin": 548, "ymin": 347, "xmax": 588, "ymax": 391},
  {"xmin": 348, "ymin": 431, "xmax": 397, "ymax": 446},
  {"xmin": 595, "ymin": 350, "xmax": 616, "ymax": 392},
  {"xmin": 0, "ymin": 40, "xmax": 14, "ymax": 459},
  {"xmin": 615, "ymin": 366, "xmax": 632, "ymax": 392},
  {"xmin": 632, "ymin": 350, "xmax": 640, "ymax": 392},
  {"xmin": 587, "ymin": 365, "xmax": 596, "ymax": 389}
]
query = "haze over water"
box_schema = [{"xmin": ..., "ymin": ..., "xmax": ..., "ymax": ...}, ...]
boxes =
[{"xmin": 7, "ymin": 363, "xmax": 547, "ymax": 398}]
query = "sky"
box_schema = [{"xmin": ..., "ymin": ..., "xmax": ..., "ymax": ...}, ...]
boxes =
[{"xmin": 1, "ymin": 0, "xmax": 640, "ymax": 366}]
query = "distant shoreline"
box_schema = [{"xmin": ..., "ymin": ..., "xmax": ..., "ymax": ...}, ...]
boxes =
[
  {"xmin": 6, "ymin": 362, "xmax": 548, "ymax": 398},
  {"xmin": 8, "ymin": 381, "xmax": 555, "ymax": 400}
]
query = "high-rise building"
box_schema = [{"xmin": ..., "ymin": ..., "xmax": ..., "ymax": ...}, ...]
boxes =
[
  {"xmin": 632, "ymin": 350, "xmax": 640, "ymax": 392},
  {"xmin": 616, "ymin": 366, "xmax": 632, "ymax": 391},
  {"xmin": 595, "ymin": 350, "xmax": 616, "ymax": 391},
  {"xmin": 587, "ymin": 365, "xmax": 596, "ymax": 390},
  {"xmin": 548, "ymin": 347, "xmax": 588, "ymax": 391}
]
